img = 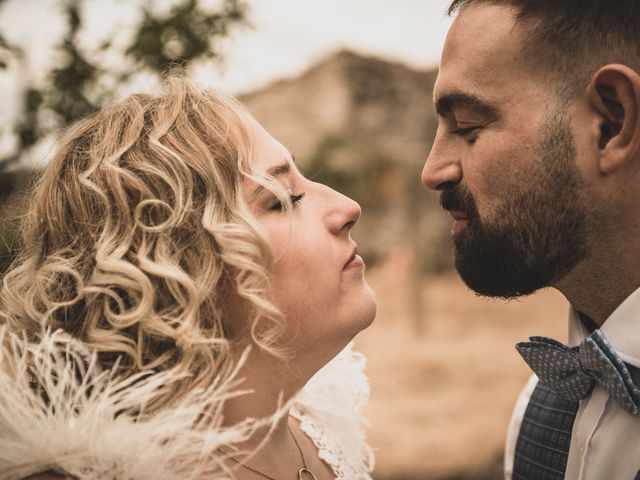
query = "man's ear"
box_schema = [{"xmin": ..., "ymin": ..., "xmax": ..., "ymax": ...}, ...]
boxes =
[{"xmin": 587, "ymin": 64, "xmax": 640, "ymax": 174}]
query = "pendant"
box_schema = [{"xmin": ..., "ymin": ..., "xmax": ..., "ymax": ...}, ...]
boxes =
[{"xmin": 298, "ymin": 467, "xmax": 319, "ymax": 480}]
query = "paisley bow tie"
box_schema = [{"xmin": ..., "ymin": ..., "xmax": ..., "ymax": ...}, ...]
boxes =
[{"xmin": 516, "ymin": 330, "xmax": 640, "ymax": 415}]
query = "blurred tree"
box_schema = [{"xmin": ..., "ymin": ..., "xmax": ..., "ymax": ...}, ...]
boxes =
[
  {"xmin": 305, "ymin": 134, "xmax": 404, "ymax": 211},
  {"xmin": 0, "ymin": 15, "xmax": 19, "ymax": 70},
  {"xmin": 0, "ymin": 0, "xmax": 248, "ymax": 174}
]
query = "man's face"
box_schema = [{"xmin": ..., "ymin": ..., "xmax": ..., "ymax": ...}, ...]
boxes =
[{"xmin": 422, "ymin": 4, "xmax": 589, "ymax": 298}]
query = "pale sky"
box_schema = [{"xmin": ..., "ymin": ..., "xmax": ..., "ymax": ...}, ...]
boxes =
[
  {"xmin": 0, "ymin": 0, "xmax": 453, "ymax": 94},
  {"xmin": 200, "ymin": 0, "xmax": 455, "ymax": 94},
  {"xmin": 0, "ymin": 0, "xmax": 454, "ymax": 163}
]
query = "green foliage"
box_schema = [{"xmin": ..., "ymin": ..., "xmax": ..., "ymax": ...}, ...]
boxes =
[
  {"xmin": 0, "ymin": 169, "xmax": 37, "ymax": 274},
  {"xmin": 0, "ymin": 215, "xmax": 20, "ymax": 274},
  {"xmin": 0, "ymin": 0, "xmax": 19, "ymax": 71},
  {"xmin": 129, "ymin": 0, "xmax": 245, "ymax": 71},
  {"xmin": 0, "ymin": 0, "xmax": 248, "ymax": 172},
  {"xmin": 0, "ymin": 33, "xmax": 11, "ymax": 69}
]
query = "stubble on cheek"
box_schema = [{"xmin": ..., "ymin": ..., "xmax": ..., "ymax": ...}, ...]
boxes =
[{"xmin": 472, "ymin": 140, "xmax": 538, "ymax": 218}]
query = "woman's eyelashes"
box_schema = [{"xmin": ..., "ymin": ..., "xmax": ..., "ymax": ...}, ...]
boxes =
[{"xmin": 269, "ymin": 192, "xmax": 305, "ymax": 212}]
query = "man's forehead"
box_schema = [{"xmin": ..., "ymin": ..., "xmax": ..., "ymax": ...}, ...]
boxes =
[
  {"xmin": 445, "ymin": 2, "xmax": 521, "ymax": 55},
  {"xmin": 436, "ymin": 3, "xmax": 530, "ymax": 104}
]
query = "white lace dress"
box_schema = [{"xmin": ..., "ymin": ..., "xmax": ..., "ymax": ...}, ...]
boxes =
[
  {"xmin": 0, "ymin": 328, "xmax": 374, "ymax": 480},
  {"xmin": 292, "ymin": 343, "xmax": 374, "ymax": 480}
]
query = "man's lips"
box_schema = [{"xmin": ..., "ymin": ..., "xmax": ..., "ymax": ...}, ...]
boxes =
[
  {"xmin": 448, "ymin": 210, "xmax": 470, "ymax": 235},
  {"xmin": 448, "ymin": 210, "xmax": 468, "ymax": 221}
]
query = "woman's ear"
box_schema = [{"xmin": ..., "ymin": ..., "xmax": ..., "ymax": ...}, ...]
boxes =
[{"xmin": 587, "ymin": 64, "xmax": 640, "ymax": 174}]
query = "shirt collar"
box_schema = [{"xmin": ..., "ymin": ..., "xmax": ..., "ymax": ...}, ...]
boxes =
[{"xmin": 568, "ymin": 286, "xmax": 640, "ymax": 368}]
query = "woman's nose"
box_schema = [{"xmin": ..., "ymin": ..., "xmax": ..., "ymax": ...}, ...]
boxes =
[
  {"xmin": 422, "ymin": 138, "xmax": 463, "ymax": 190},
  {"xmin": 323, "ymin": 186, "xmax": 362, "ymax": 235}
]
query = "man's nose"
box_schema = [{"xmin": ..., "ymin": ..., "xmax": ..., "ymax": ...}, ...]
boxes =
[{"xmin": 421, "ymin": 138, "xmax": 463, "ymax": 190}]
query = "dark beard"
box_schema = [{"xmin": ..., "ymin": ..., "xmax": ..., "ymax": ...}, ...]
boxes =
[{"xmin": 440, "ymin": 111, "xmax": 587, "ymax": 299}]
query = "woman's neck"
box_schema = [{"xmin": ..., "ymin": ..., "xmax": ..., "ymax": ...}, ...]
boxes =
[
  {"xmin": 221, "ymin": 348, "xmax": 303, "ymax": 444},
  {"xmin": 220, "ymin": 337, "xmax": 348, "ymax": 448},
  {"xmin": 217, "ymin": 348, "xmax": 311, "ymax": 478}
]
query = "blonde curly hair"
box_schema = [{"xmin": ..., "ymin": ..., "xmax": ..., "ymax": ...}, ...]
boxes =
[{"xmin": 0, "ymin": 78, "xmax": 294, "ymax": 408}]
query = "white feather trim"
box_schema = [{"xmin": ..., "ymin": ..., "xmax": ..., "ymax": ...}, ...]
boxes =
[{"xmin": 0, "ymin": 327, "xmax": 282, "ymax": 480}]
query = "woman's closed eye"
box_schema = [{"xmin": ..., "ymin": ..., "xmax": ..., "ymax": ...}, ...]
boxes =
[{"xmin": 269, "ymin": 193, "xmax": 305, "ymax": 212}]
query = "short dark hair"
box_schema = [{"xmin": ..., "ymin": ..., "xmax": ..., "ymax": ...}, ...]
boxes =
[{"xmin": 447, "ymin": 0, "xmax": 640, "ymax": 96}]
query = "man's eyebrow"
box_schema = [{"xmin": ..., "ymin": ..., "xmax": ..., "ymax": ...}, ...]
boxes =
[{"xmin": 434, "ymin": 92, "xmax": 499, "ymax": 119}]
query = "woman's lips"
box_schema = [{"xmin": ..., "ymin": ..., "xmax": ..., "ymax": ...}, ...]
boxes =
[
  {"xmin": 344, "ymin": 254, "xmax": 365, "ymax": 270},
  {"xmin": 344, "ymin": 246, "xmax": 365, "ymax": 270}
]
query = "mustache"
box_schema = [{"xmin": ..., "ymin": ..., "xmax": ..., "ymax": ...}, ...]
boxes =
[{"xmin": 439, "ymin": 185, "xmax": 478, "ymax": 217}]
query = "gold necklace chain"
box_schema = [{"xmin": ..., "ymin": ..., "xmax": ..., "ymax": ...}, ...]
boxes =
[{"xmin": 218, "ymin": 423, "xmax": 319, "ymax": 480}]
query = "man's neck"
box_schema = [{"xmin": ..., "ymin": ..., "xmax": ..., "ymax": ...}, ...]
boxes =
[
  {"xmin": 576, "ymin": 311, "xmax": 599, "ymax": 333},
  {"xmin": 554, "ymin": 257, "xmax": 640, "ymax": 327}
]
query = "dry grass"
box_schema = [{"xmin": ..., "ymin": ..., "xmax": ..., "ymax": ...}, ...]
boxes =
[{"xmin": 356, "ymin": 267, "xmax": 568, "ymax": 480}]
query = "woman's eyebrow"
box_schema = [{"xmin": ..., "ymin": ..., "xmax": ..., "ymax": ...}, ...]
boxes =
[
  {"xmin": 266, "ymin": 162, "xmax": 291, "ymax": 177},
  {"xmin": 251, "ymin": 161, "xmax": 292, "ymax": 199}
]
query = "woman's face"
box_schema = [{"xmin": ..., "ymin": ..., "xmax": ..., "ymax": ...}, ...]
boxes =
[{"xmin": 243, "ymin": 116, "xmax": 377, "ymax": 362}]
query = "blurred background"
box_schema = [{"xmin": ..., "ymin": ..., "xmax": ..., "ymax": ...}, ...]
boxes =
[{"xmin": 0, "ymin": 1, "xmax": 568, "ymax": 478}]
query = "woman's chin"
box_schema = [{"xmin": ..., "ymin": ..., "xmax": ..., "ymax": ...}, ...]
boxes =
[
  {"xmin": 347, "ymin": 285, "xmax": 378, "ymax": 335},
  {"xmin": 361, "ymin": 287, "xmax": 378, "ymax": 327}
]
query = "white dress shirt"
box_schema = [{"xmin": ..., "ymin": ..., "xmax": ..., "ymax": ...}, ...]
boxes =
[{"xmin": 504, "ymin": 286, "xmax": 640, "ymax": 480}]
